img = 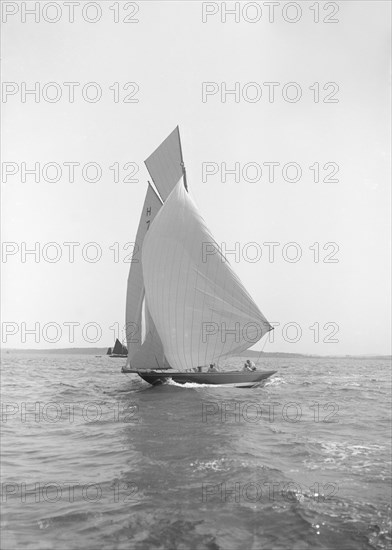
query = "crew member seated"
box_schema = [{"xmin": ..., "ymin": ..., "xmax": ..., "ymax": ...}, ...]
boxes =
[
  {"xmin": 208, "ymin": 363, "xmax": 218, "ymax": 372},
  {"xmin": 243, "ymin": 359, "xmax": 256, "ymax": 372}
]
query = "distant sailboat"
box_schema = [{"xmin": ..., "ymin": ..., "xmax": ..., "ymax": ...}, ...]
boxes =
[
  {"xmin": 109, "ymin": 339, "xmax": 128, "ymax": 358},
  {"xmin": 122, "ymin": 127, "xmax": 276, "ymax": 387}
]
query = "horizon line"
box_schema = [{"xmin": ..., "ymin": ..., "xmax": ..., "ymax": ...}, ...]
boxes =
[{"xmin": 1, "ymin": 347, "xmax": 391, "ymax": 359}]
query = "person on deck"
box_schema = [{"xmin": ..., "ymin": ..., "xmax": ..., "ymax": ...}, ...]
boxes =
[
  {"xmin": 243, "ymin": 359, "xmax": 256, "ymax": 372},
  {"xmin": 208, "ymin": 363, "xmax": 218, "ymax": 372}
]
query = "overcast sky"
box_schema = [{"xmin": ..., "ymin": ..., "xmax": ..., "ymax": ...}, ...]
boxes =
[{"xmin": 1, "ymin": 1, "xmax": 391, "ymax": 355}]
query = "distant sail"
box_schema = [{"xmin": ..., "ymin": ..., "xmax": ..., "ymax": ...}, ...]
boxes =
[
  {"xmin": 125, "ymin": 183, "xmax": 164, "ymax": 366},
  {"xmin": 144, "ymin": 126, "xmax": 184, "ymax": 201},
  {"xmin": 112, "ymin": 339, "xmax": 127, "ymax": 355},
  {"xmin": 106, "ymin": 347, "xmax": 112, "ymax": 355},
  {"xmin": 142, "ymin": 180, "xmax": 273, "ymax": 372}
]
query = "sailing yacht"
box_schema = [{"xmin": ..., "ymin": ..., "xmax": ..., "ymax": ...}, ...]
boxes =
[
  {"xmin": 121, "ymin": 127, "xmax": 276, "ymax": 387},
  {"xmin": 109, "ymin": 339, "xmax": 128, "ymax": 358}
]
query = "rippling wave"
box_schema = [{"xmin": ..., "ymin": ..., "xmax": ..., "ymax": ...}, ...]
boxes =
[{"xmin": 1, "ymin": 353, "xmax": 391, "ymax": 549}]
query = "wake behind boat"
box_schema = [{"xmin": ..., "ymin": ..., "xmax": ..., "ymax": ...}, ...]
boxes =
[{"xmin": 122, "ymin": 127, "xmax": 276, "ymax": 387}]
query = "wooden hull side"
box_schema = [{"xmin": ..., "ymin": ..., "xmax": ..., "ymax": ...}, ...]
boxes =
[{"xmin": 135, "ymin": 370, "xmax": 277, "ymax": 387}]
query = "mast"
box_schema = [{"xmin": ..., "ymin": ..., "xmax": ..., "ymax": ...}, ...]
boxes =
[
  {"xmin": 181, "ymin": 162, "xmax": 188, "ymax": 192},
  {"xmin": 177, "ymin": 126, "xmax": 188, "ymax": 192}
]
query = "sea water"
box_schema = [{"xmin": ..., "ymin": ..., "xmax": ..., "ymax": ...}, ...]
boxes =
[{"xmin": 1, "ymin": 353, "xmax": 391, "ymax": 550}]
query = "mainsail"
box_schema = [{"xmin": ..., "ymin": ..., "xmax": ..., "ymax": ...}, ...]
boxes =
[
  {"xmin": 142, "ymin": 180, "xmax": 273, "ymax": 372},
  {"xmin": 125, "ymin": 184, "xmax": 163, "ymax": 366},
  {"xmin": 144, "ymin": 126, "xmax": 184, "ymax": 201}
]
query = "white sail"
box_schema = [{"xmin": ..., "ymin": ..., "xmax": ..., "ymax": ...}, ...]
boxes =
[
  {"xmin": 129, "ymin": 330, "xmax": 165, "ymax": 370},
  {"xmin": 129, "ymin": 300, "xmax": 167, "ymax": 369},
  {"xmin": 125, "ymin": 184, "xmax": 163, "ymax": 366},
  {"xmin": 142, "ymin": 180, "xmax": 273, "ymax": 371},
  {"xmin": 144, "ymin": 126, "xmax": 184, "ymax": 201}
]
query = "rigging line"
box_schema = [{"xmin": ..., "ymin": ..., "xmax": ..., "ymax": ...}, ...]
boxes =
[
  {"xmin": 178, "ymin": 126, "xmax": 188, "ymax": 192},
  {"xmin": 255, "ymin": 328, "xmax": 273, "ymax": 365}
]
